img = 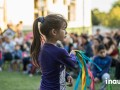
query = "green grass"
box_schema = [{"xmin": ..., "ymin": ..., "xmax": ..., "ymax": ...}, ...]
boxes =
[
  {"xmin": 0, "ymin": 71, "xmax": 40, "ymax": 90},
  {"xmin": 0, "ymin": 71, "xmax": 120, "ymax": 90}
]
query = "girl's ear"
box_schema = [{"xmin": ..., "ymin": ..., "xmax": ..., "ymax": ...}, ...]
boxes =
[{"xmin": 51, "ymin": 29, "xmax": 57, "ymax": 36}]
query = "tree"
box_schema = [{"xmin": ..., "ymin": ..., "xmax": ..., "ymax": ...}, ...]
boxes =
[
  {"xmin": 92, "ymin": 9, "xmax": 101, "ymax": 25},
  {"xmin": 92, "ymin": 9, "xmax": 108, "ymax": 26},
  {"xmin": 112, "ymin": 0, "xmax": 120, "ymax": 8},
  {"xmin": 108, "ymin": 0, "xmax": 120, "ymax": 28},
  {"xmin": 92, "ymin": 0, "xmax": 120, "ymax": 28}
]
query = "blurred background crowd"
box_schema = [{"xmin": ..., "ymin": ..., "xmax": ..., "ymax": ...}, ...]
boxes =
[{"xmin": 0, "ymin": 21, "xmax": 120, "ymax": 80}]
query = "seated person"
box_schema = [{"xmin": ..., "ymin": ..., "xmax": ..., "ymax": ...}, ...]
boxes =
[
  {"xmin": 92, "ymin": 44, "xmax": 112, "ymax": 90},
  {"xmin": 11, "ymin": 44, "xmax": 22, "ymax": 71},
  {"xmin": 22, "ymin": 43, "xmax": 31, "ymax": 73},
  {"xmin": 3, "ymin": 36, "xmax": 15, "ymax": 62}
]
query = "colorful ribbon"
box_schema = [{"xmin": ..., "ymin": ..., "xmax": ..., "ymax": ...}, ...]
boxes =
[
  {"xmin": 73, "ymin": 50, "xmax": 102, "ymax": 90},
  {"xmin": 88, "ymin": 68, "xmax": 94, "ymax": 90}
]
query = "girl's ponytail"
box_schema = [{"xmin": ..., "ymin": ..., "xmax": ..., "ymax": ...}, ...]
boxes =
[
  {"xmin": 30, "ymin": 14, "xmax": 67, "ymax": 67},
  {"xmin": 30, "ymin": 17, "xmax": 44, "ymax": 67}
]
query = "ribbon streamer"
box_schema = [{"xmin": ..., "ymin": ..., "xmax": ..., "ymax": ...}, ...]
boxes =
[{"xmin": 73, "ymin": 50, "xmax": 102, "ymax": 90}]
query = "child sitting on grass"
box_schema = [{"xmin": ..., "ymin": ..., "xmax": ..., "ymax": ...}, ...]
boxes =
[{"xmin": 92, "ymin": 44, "xmax": 112, "ymax": 90}]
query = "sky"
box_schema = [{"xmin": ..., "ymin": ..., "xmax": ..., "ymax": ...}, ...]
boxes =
[{"xmin": 91, "ymin": 0, "xmax": 118, "ymax": 12}]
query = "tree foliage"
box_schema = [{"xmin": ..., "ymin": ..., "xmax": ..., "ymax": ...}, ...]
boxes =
[
  {"xmin": 92, "ymin": 0, "xmax": 120, "ymax": 28},
  {"xmin": 92, "ymin": 9, "xmax": 100, "ymax": 25}
]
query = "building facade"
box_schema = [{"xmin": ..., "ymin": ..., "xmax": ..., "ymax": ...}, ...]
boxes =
[{"xmin": 0, "ymin": 0, "xmax": 92, "ymax": 34}]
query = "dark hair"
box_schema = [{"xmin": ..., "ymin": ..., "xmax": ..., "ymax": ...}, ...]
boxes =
[
  {"xmin": 96, "ymin": 28, "xmax": 100, "ymax": 32},
  {"xmin": 97, "ymin": 44, "xmax": 105, "ymax": 52},
  {"xmin": 30, "ymin": 14, "xmax": 67, "ymax": 67},
  {"xmin": 104, "ymin": 37, "xmax": 114, "ymax": 50},
  {"xmin": 94, "ymin": 38, "xmax": 101, "ymax": 44},
  {"xmin": 15, "ymin": 44, "xmax": 20, "ymax": 47},
  {"xmin": 80, "ymin": 34, "xmax": 88, "ymax": 40}
]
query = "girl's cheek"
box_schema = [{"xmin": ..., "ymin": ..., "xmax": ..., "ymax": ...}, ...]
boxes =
[
  {"xmin": 64, "ymin": 31, "xmax": 67, "ymax": 35},
  {"xmin": 62, "ymin": 31, "xmax": 65, "ymax": 35}
]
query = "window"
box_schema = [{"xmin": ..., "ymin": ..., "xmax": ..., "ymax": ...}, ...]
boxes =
[
  {"xmin": 68, "ymin": 4, "xmax": 76, "ymax": 21},
  {"xmin": 68, "ymin": 5, "xmax": 70, "ymax": 21},
  {"xmin": 41, "ymin": 7, "xmax": 44, "ymax": 16},
  {"xmin": 63, "ymin": 0, "xmax": 66, "ymax": 5},
  {"xmin": 53, "ymin": 0, "xmax": 57, "ymax": 4},
  {"xmin": 34, "ymin": 13, "xmax": 39, "ymax": 19},
  {"xmin": 34, "ymin": 0, "xmax": 39, "ymax": 9},
  {"xmin": 34, "ymin": 0, "xmax": 39, "ymax": 19}
]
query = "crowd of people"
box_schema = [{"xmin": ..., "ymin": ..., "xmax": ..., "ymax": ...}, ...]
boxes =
[
  {"xmin": 0, "ymin": 21, "xmax": 35, "ymax": 76},
  {"xmin": 63, "ymin": 29, "xmax": 120, "ymax": 89},
  {"xmin": 0, "ymin": 22, "xmax": 120, "ymax": 82}
]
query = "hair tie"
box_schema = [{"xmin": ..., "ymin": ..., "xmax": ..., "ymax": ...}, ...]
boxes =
[{"xmin": 38, "ymin": 17, "xmax": 44, "ymax": 23}]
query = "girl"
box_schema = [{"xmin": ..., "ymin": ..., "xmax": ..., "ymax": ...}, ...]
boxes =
[
  {"xmin": 103, "ymin": 37, "xmax": 119, "ymax": 66},
  {"xmin": 30, "ymin": 14, "xmax": 77, "ymax": 90},
  {"xmin": 103, "ymin": 36, "xmax": 120, "ymax": 79}
]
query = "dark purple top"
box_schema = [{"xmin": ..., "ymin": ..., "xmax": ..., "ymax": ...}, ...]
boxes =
[{"xmin": 38, "ymin": 43, "xmax": 77, "ymax": 90}]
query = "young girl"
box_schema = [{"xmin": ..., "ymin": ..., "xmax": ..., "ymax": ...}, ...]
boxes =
[{"xmin": 30, "ymin": 14, "xmax": 77, "ymax": 90}]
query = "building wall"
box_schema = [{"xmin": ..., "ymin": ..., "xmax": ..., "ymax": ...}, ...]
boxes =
[
  {"xmin": 6, "ymin": 0, "xmax": 34, "ymax": 26},
  {"xmin": 47, "ymin": 0, "xmax": 68, "ymax": 19},
  {"xmin": 40, "ymin": 0, "xmax": 92, "ymax": 28},
  {"xmin": 0, "ymin": 0, "xmax": 92, "ymax": 32},
  {"xmin": 69, "ymin": 0, "xmax": 92, "ymax": 28},
  {"xmin": 0, "ymin": 6, "xmax": 4, "ymax": 30},
  {"xmin": 0, "ymin": 0, "xmax": 6, "ymax": 30}
]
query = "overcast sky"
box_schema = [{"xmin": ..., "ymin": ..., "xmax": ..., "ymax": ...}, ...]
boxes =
[{"xmin": 91, "ymin": 0, "xmax": 118, "ymax": 12}]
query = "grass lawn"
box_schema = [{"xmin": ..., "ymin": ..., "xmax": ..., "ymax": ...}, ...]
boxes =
[{"xmin": 0, "ymin": 71, "xmax": 120, "ymax": 90}]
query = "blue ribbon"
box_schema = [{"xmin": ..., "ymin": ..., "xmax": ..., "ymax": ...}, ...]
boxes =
[{"xmin": 73, "ymin": 50, "xmax": 102, "ymax": 90}]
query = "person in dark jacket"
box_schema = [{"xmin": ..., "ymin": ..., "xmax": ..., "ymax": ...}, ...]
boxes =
[
  {"xmin": 80, "ymin": 34, "xmax": 93, "ymax": 58},
  {"xmin": 92, "ymin": 44, "xmax": 112, "ymax": 90}
]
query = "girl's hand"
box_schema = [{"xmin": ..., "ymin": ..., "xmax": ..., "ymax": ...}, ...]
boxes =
[
  {"xmin": 67, "ymin": 76, "xmax": 73, "ymax": 87},
  {"xmin": 70, "ymin": 50, "xmax": 76, "ymax": 55}
]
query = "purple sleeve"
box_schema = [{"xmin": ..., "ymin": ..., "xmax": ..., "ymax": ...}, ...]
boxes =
[
  {"xmin": 70, "ymin": 53, "xmax": 77, "ymax": 62},
  {"xmin": 58, "ymin": 49, "xmax": 77, "ymax": 69}
]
